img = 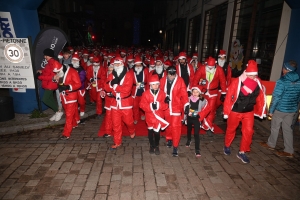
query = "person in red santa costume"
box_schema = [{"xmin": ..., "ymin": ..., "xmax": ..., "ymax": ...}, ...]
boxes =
[
  {"xmin": 140, "ymin": 75, "xmax": 169, "ymax": 155},
  {"xmin": 104, "ymin": 57, "xmax": 135, "ymax": 149},
  {"xmin": 86, "ymin": 57, "xmax": 106, "ymax": 118},
  {"xmin": 125, "ymin": 54, "xmax": 135, "ymax": 69},
  {"xmin": 148, "ymin": 57, "xmax": 156, "ymax": 73},
  {"xmin": 98, "ymin": 59, "xmax": 115, "ymax": 138},
  {"xmin": 192, "ymin": 56, "xmax": 227, "ymax": 136},
  {"xmin": 149, "ymin": 56, "xmax": 167, "ymax": 80},
  {"xmin": 53, "ymin": 62, "xmax": 81, "ymax": 139},
  {"xmin": 160, "ymin": 66, "xmax": 189, "ymax": 156},
  {"xmin": 189, "ymin": 53, "xmax": 203, "ymax": 72},
  {"xmin": 223, "ymin": 60, "xmax": 266, "ymax": 163},
  {"xmin": 131, "ymin": 56, "xmax": 149, "ymax": 124}
]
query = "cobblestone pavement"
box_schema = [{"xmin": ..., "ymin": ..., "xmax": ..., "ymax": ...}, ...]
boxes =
[{"xmin": 0, "ymin": 103, "xmax": 299, "ymax": 199}]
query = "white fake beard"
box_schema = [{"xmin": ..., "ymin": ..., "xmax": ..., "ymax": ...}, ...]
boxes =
[
  {"xmin": 114, "ymin": 65, "xmax": 124, "ymax": 76},
  {"xmin": 135, "ymin": 67, "xmax": 142, "ymax": 75},
  {"xmin": 163, "ymin": 65, "xmax": 169, "ymax": 70},
  {"xmin": 218, "ymin": 59, "xmax": 226, "ymax": 67},
  {"xmin": 128, "ymin": 63, "xmax": 134, "ymax": 69},
  {"xmin": 93, "ymin": 65, "xmax": 100, "ymax": 71},
  {"xmin": 72, "ymin": 61, "xmax": 80, "ymax": 68},
  {"xmin": 87, "ymin": 61, "xmax": 92, "ymax": 66},
  {"xmin": 149, "ymin": 66, "xmax": 155, "ymax": 72},
  {"xmin": 83, "ymin": 58, "xmax": 88, "ymax": 62},
  {"xmin": 206, "ymin": 66, "xmax": 216, "ymax": 73},
  {"xmin": 57, "ymin": 70, "xmax": 64, "ymax": 78},
  {"xmin": 156, "ymin": 65, "xmax": 163, "ymax": 74},
  {"xmin": 169, "ymin": 56, "xmax": 173, "ymax": 61}
]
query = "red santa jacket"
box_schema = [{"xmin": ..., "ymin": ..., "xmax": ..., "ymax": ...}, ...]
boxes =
[
  {"xmin": 60, "ymin": 67, "xmax": 81, "ymax": 104},
  {"xmin": 38, "ymin": 58, "xmax": 59, "ymax": 90},
  {"xmin": 131, "ymin": 68, "xmax": 149, "ymax": 97},
  {"xmin": 160, "ymin": 75, "xmax": 189, "ymax": 116},
  {"xmin": 80, "ymin": 58, "xmax": 88, "ymax": 71},
  {"xmin": 104, "ymin": 69, "xmax": 134, "ymax": 109},
  {"xmin": 86, "ymin": 65, "xmax": 106, "ymax": 92},
  {"xmin": 104, "ymin": 74, "xmax": 114, "ymax": 110},
  {"xmin": 223, "ymin": 77, "xmax": 266, "ymax": 119},
  {"xmin": 140, "ymin": 89, "xmax": 169, "ymax": 132},
  {"xmin": 175, "ymin": 63, "xmax": 195, "ymax": 91},
  {"xmin": 192, "ymin": 65, "xmax": 226, "ymax": 97}
]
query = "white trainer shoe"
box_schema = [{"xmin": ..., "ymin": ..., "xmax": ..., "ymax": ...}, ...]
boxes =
[
  {"xmin": 80, "ymin": 112, "xmax": 85, "ymax": 117},
  {"xmin": 55, "ymin": 111, "xmax": 63, "ymax": 121},
  {"xmin": 49, "ymin": 113, "xmax": 57, "ymax": 121}
]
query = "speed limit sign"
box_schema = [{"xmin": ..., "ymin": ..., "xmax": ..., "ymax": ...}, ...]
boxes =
[{"xmin": 4, "ymin": 43, "xmax": 24, "ymax": 63}]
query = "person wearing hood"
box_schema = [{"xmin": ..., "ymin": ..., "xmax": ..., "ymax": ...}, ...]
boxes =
[{"xmin": 260, "ymin": 60, "xmax": 300, "ymax": 158}]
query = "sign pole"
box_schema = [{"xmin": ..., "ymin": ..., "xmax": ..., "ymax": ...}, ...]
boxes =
[{"xmin": 28, "ymin": 36, "xmax": 42, "ymax": 113}]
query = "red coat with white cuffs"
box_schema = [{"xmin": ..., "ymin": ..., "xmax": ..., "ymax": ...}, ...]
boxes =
[
  {"xmin": 192, "ymin": 65, "xmax": 227, "ymax": 97},
  {"xmin": 104, "ymin": 70, "xmax": 134, "ymax": 109},
  {"xmin": 86, "ymin": 66, "xmax": 106, "ymax": 92},
  {"xmin": 223, "ymin": 77, "xmax": 266, "ymax": 119},
  {"xmin": 60, "ymin": 67, "xmax": 81, "ymax": 104},
  {"xmin": 131, "ymin": 68, "xmax": 149, "ymax": 97},
  {"xmin": 160, "ymin": 75, "xmax": 189, "ymax": 116},
  {"xmin": 140, "ymin": 89, "xmax": 169, "ymax": 132},
  {"xmin": 175, "ymin": 63, "xmax": 195, "ymax": 91}
]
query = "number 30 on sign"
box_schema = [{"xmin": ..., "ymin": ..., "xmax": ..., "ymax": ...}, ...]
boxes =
[{"xmin": 4, "ymin": 43, "xmax": 24, "ymax": 63}]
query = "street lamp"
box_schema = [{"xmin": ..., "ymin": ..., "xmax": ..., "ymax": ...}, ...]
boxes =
[{"xmin": 159, "ymin": 30, "xmax": 162, "ymax": 34}]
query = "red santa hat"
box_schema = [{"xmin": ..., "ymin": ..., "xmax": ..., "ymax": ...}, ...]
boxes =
[
  {"xmin": 206, "ymin": 56, "xmax": 217, "ymax": 67},
  {"xmin": 68, "ymin": 46, "xmax": 74, "ymax": 52},
  {"xmin": 164, "ymin": 60, "xmax": 172, "ymax": 67},
  {"xmin": 53, "ymin": 61, "xmax": 63, "ymax": 72},
  {"xmin": 156, "ymin": 56, "xmax": 164, "ymax": 64},
  {"xmin": 148, "ymin": 74, "xmax": 160, "ymax": 85},
  {"xmin": 192, "ymin": 53, "xmax": 198, "ymax": 59},
  {"xmin": 120, "ymin": 49, "xmax": 126, "ymax": 55},
  {"xmin": 89, "ymin": 53, "xmax": 94, "ymax": 59},
  {"xmin": 114, "ymin": 56, "xmax": 124, "ymax": 64},
  {"xmin": 93, "ymin": 57, "xmax": 100, "ymax": 65},
  {"xmin": 134, "ymin": 56, "xmax": 143, "ymax": 64},
  {"xmin": 218, "ymin": 50, "xmax": 226, "ymax": 57},
  {"xmin": 72, "ymin": 52, "xmax": 80, "ymax": 60},
  {"xmin": 149, "ymin": 58, "xmax": 155, "ymax": 67},
  {"xmin": 82, "ymin": 49, "xmax": 89, "ymax": 55},
  {"xmin": 58, "ymin": 52, "xmax": 63, "ymax": 59},
  {"xmin": 178, "ymin": 52, "xmax": 187, "ymax": 60},
  {"xmin": 244, "ymin": 60, "xmax": 258, "ymax": 75},
  {"xmin": 191, "ymin": 86, "xmax": 206, "ymax": 94},
  {"xmin": 127, "ymin": 54, "xmax": 134, "ymax": 62}
]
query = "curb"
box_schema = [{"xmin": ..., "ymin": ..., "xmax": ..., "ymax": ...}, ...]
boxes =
[{"xmin": 0, "ymin": 110, "xmax": 96, "ymax": 136}]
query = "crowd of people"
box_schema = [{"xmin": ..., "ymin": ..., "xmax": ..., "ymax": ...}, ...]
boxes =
[{"xmin": 35, "ymin": 45, "xmax": 300, "ymax": 164}]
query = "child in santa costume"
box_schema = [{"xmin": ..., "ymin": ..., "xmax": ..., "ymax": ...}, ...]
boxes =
[
  {"xmin": 184, "ymin": 86, "xmax": 210, "ymax": 157},
  {"xmin": 131, "ymin": 56, "xmax": 149, "ymax": 124},
  {"xmin": 86, "ymin": 57, "xmax": 106, "ymax": 118},
  {"xmin": 140, "ymin": 75, "xmax": 169, "ymax": 155},
  {"xmin": 223, "ymin": 60, "xmax": 266, "ymax": 163}
]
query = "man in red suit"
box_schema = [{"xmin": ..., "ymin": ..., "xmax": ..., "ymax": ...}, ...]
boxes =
[
  {"xmin": 223, "ymin": 60, "xmax": 266, "ymax": 163},
  {"xmin": 131, "ymin": 56, "xmax": 149, "ymax": 124},
  {"xmin": 53, "ymin": 62, "xmax": 81, "ymax": 139},
  {"xmin": 86, "ymin": 57, "xmax": 106, "ymax": 118},
  {"xmin": 192, "ymin": 56, "xmax": 227, "ymax": 136},
  {"xmin": 104, "ymin": 57, "xmax": 135, "ymax": 149},
  {"xmin": 160, "ymin": 66, "xmax": 189, "ymax": 156}
]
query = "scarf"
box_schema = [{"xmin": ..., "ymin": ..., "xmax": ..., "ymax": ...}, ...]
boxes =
[
  {"xmin": 190, "ymin": 96, "xmax": 199, "ymax": 103},
  {"xmin": 240, "ymin": 72, "xmax": 258, "ymax": 96}
]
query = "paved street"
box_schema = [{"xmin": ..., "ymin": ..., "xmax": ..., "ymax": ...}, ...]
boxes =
[{"xmin": 0, "ymin": 113, "xmax": 299, "ymax": 200}]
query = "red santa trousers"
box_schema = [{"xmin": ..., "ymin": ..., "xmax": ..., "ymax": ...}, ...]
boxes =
[
  {"xmin": 205, "ymin": 96, "xmax": 218, "ymax": 130},
  {"xmin": 224, "ymin": 111, "xmax": 254, "ymax": 152},
  {"xmin": 98, "ymin": 109, "xmax": 112, "ymax": 136},
  {"xmin": 78, "ymin": 89, "xmax": 86, "ymax": 112},
  {"xmin": 90, "ymin": 88, "xmax": 102, "ymax": 115},
  {"xmin": 133, "ymin": 96, "xmax": 145, "ymax": 121},
  {"xmin": 111, "ymin": 108, "xmax": 135, "ymax": 145},
  {"xmin": 62, "ymin": 102, "xmax": 78, "ymax": 137},
  {"xmin": 164, "ymin": 111, "xmax": 182, "ymax": 147}
]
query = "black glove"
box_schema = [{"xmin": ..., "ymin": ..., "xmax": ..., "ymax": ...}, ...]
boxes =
[
  {"xmin": 58, "ymin": 84, "xmax": 70, "ymax": 92},
  {"xmin": 152, "ymin": 102, "xmax": 157, "ymax": 110},
  {"xmin": 110, "ymin": 77, "xmax": 119, "ymax": 86},
  {"xmin": 35, "ymin": 72, "xmax": 41, "ymax": 79},
  {"xmin": 220, "ymin": 94, "xmax": 226, "ymax": 102},
  {"xmin": 164, "ymin": 96, "xmax": 170, "ymax": 103},
  {"xmin": 187, "ymin": 91, "xmax": 192, "ymax": 97},
  {"xmin": 90, "ymin": 78, "xmax": 94, "ymax": 83}
]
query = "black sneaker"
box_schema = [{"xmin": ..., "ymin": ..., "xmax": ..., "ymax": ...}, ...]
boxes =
[
  {"xmin": 155, "ymin": 147, "xmax": 160, "ymax": 155},
  {"xmin": 60, "ymin": 135, "xmax": 69, "ymax": 140},
  {"xmin": 172, "ymin": 147, "xmax": 178, "ymax": 157},
  {"xmin": 166, "ymin": 140, "xmax": 172, "ymax": 148},
  {"xmin": 103, "ymin": 134, "xmax": 111, "ymax": 138},
  {"xmin": 149, "ymin": 146, "xmax": 155, "ymax": 154},
  {"xmin": 185, "ymin": 140, "xmax": 191, "ymax": 147},
  {"xmin": 237, "ymin": 152, "xmax": 250, "ymax": 164}
]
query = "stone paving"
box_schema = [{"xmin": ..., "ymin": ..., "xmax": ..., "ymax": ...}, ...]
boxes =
[{"xmin": 0, "ymin": 109, "xmax": 299, "ymax": 200}]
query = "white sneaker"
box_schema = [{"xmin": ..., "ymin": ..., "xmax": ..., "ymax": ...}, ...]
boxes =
[
  {"xmin": 80, "ymin": 112, "xmax": 85, "ymax": 117},
  {"xmin": 49, "ymin": 113, "xmax": 57, "ymax": 121},
  {"xmin": 55, "ymin": 111, "xmax": 63, "ymax": 121}
]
